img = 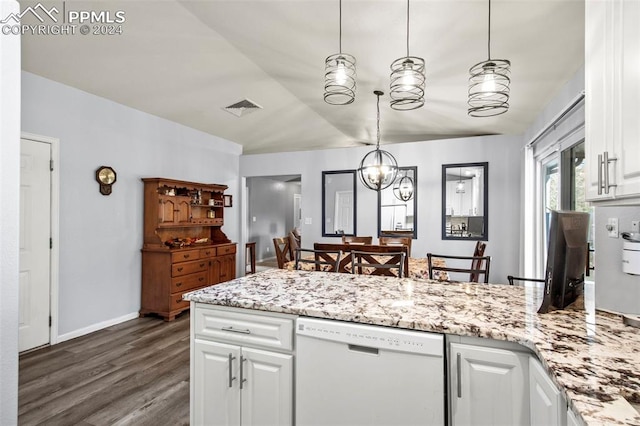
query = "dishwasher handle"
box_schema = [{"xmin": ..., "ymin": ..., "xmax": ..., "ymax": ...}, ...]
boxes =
[{"xmin": 348, "ymin": 344, "xmax": 379, "ymax": 355}]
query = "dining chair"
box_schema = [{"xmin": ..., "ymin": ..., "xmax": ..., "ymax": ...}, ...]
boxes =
[
  {"xmin": 273, "ymin": 237, "xmax": 293, "ymax": 269},
  {"xmin": 342, "ymin": 235, "xmax": 373, "ymax": 245},
  {"xmin": 288, "ymin": 231, "xmax": 300, "ymax": 255},
  {"xmin": 470, "ymin": 242, "xmax": 487, "ymax": 282},
  {"xmin": 427, "ymin": 253, "xmax": 491, "ymax": 283},
  {"xmin": 294, "ymin": 248, "xmax": 342, "ymax": 272},
  {"xmin": 507, "ymin": 275, "xmax": 545, "ymax": 286},
  {"xmin": 379, "ymin": 236, "xmax": 412, "ymax": 257},
  {"xmin": 350, "ymin": 250, "xmax": 406, "ymax": 278}
]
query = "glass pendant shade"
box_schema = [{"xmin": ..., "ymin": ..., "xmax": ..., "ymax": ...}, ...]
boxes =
[
  {"xmin": 393, "ymin": 174, "xmax": 414, "ymax": 201},
  {"xmin": 324, "ymin": 53, "xmax": 356, "ymax": 105},
  {"xmin": 390, "ymin": 56, "xmax": 425, "ymax": 110},
  {"xmin": 468, "ymin": 0, "xmax": 511, "ymax": 117},
  {"xmin": 358, "ymin": 90, "xmax": 399, "ymax": 191},
  {"xmin": 324, "ymin": 0, "xmax": 356, "ymax": 105},
  {"xmin": 389, "ymin": 0, "xmax": 425, "ymax": 111},
  {"xmin": 468, "ymin": 59, "xmax": 510, "ymax": 117}
]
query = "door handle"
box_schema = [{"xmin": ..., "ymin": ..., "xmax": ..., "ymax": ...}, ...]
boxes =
[
  {"xmin": 603, "ymin": 151, "xmax": 617, "ymax": 195},
  {"xmin": 228, "ymin": 353, "xmax": 236, "ymax": 388},
  {"xmin": 221, "ymin": 326, "xmax": 251, "ymax": 334},
  {"xmin": 456, "ymin": 352, "xmax": 462, "ymax": 398},
  {"xmin": 240, "ymin": 356, "xmax": 247, "ymax": 389}
]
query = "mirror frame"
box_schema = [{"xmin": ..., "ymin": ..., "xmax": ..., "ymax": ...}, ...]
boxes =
[
  {"xmin": 377, "ymin": 166, "xmax": 418, "ymax": 239},
  {"xmin": 322, "ymin": 170, "xmax": 357, "ymax": 237},
  {"xmin": 441, "ymin": 162, "xmax": 488, "ymax": 241}
]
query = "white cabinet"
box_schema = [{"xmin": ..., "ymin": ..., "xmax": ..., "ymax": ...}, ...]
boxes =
[
  {"xmin": 450, "ymin": 342, "xmax": 530, "ymax": 426},
  {"xmin": 529, "ymin": 357, "xmax": 566, "ymax": 426},
  {"xmin": 585, "ymin": 0, "xmax": 640, "ymax": 202},
  {"xmin": 566, "ymin": 407, "xmax": 583, "ymax": 426},
  {"xmin": 191, "ymin": 304, "xmax": 294, "ymax": 426}
]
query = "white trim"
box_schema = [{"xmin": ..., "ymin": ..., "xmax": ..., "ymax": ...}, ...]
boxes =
[
  {"xmin": 20, "ymin": 132, "xmax": 61, "ymax": 345},
  {"xmin": 57, "ymin": 312, "xmax": 140, "ymax": 343}
]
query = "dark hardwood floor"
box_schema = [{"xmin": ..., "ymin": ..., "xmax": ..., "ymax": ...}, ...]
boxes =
[{"xmin": 19, "ymin": 313, "xmax": 190, "ymax": 426}]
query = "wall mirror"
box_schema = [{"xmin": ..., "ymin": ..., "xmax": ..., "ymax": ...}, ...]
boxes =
[
  {"xmin": 442, "ymin": 162, "xmax": 488, "ymax": 240},
  {"xmin": 378, "ymin": 166, "xmax": 417, "ymax": 238},
  {"xmin": 322, "ymin": 170, "xmax": 357, "ymax": 237}
]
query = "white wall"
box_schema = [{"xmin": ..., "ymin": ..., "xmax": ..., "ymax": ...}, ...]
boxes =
[
  {"xmin": 0, "ymin": 1, "xmax": 20, "ymax": 422},
  {"xmin": 21, "ymin": 72, "xmax": 242, "ymax": 337},
  {"xmin": 241, "ymin": 135, "xmax": 523, "ymax": 284}
]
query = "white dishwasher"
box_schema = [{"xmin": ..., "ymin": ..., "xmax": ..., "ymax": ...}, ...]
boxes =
[{"xmin": 296, "ymin": 317, "xmax": 445, "ymax": 426}]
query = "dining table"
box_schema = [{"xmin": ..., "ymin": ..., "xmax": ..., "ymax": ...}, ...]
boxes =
[{"xmin": 284, "ymin": 254, "xmax": 448, "ymax": 281}]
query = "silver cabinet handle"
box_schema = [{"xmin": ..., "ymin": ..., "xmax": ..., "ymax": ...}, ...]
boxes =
[
  {"xmin": 603, "ymin": 151, "xmax": 617, "ymax": 194},
  {"xmin": 597, "ymin": 154, "xmax": 603, "ymax": 195},
  {"xmin": 456, "ymin": 353, "xmax": 462, "ymax": 398},
  {"xmin": 221, "ymin": 326, "xmax": 251, "ymax": 334},
  {"xmin": 239, "ymin": 356, "xmax": 247, "ymax": 389},
  {"xmin": 228, "ymin": 353, "xmax": 236, "ymax": 388}
]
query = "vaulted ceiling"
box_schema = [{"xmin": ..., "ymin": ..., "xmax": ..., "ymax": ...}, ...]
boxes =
[{"xmin": 20, "ymin": 0, "xmax": 585, "ymax": 154}]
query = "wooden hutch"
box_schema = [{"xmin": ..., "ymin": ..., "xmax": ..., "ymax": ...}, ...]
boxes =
[{"xmin": 140, "ymin": 177, "xmax": 236, "ymax": 320}]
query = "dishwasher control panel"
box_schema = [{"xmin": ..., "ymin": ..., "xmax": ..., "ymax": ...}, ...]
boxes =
[{"xmin": 296, "ymin": 317, "xmax": 443, "ymax": 356}]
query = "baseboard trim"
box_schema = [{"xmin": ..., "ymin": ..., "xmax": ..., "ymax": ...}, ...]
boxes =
[{"xmin": 56, "ymin": 312, "xmax": 140, "ymax": 343}]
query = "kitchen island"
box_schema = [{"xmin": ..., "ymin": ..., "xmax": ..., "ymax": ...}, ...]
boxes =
[{"xmin": 184, "ymin": 269, "xmax": 640, "ymax": 425}]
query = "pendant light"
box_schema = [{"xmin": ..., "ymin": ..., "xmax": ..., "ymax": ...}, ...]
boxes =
[
  {"xmin": 393, "ymin": 171, "xmax": 414, "ymax": 201},
  {"xmin": 390, "ymin": 0, "xmax": 425, "ymax": 111},
  {"xmin": 456, "ymin": 168, "xmax": 466, "ymax": 193},
  {"xmin": 358, "ymin": 91, "xmax": 399, "ymax": 191},
  {"xmin": 468, "ymin": 0, "xmax": 511, "ymax": 117},
  {"xmin": 324, "ymin": 0, "xmax": 356, "ymax": 105}
]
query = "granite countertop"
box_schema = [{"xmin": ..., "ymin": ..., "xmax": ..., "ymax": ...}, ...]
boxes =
[{"xmin": 184, "ymin": 269, "xmax": 640, "ymax": 426}]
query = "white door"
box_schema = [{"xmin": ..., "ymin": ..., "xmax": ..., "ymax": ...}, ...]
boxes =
[
  {"xmin": 333, "ymin": 190, "xmax": 353, "ymax": 234},
  {"xmin": 451, "ymin": 343, "xmax": 530, "ymax": 426},
  {"xmin": 192, "ymin": 339, "xmax": 241, "ymax": 426},
  {"xmin": 19, "ymin": 138, "xmax": 51, "ymax": 352},
  {"xmin": 241, "ymin": 347, "xmax": 293, "ymax": 426},
  {"xmin": 293, "ymin": 194, "xmax": 302, "ymax": 230}
]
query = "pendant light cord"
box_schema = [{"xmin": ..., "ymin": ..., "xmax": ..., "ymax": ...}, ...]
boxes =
[
  {"xmin": 405, "ymin": 0, "xmax": 410, "ymax": 58},
  {"xmin": 487, "ymin": 0, "xmax": 491, "ymax": 60},
  {"xmin": 376, "ymin": 93, "xmax": 381, "ymax": 149},
  {"xmin": 339, "ymin": 0, "xmax": 342, "ymax": 53}
]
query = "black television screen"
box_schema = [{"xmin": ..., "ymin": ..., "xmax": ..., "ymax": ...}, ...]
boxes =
[{"xmin": 538, "ymin": 210, "xmax": 590, "ymax": 313}]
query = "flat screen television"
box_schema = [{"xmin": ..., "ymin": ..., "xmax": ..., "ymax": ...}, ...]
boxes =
[{"xmin": 538, "ymin": 210, "xmax": 590, "ymax": 314}]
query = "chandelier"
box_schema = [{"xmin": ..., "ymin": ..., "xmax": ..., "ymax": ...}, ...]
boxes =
[
  {"xmin": 468, "ymin": 0, "xmax": 511, "ymax": 117},
  {"xmin": 324, "ymin": 0, "xmax": 356, "ymax": 105},
  {"xmin": 358, "ymin": 91, "xmax": 399, "ymax": 191},
  {"xmin": 393, "ymin": 171, "xmax": 414, "ymax": 201},
  {"xmin": 390, "ymin": 0, "xmax": 425, "ymax": 111}
]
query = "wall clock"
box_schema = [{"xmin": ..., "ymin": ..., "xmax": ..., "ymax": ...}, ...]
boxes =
[{"xmin": 96, "ymin": 166, "xmax": 117, "ymax": 195}]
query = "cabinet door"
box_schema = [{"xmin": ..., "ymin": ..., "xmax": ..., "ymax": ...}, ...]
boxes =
[
  {"xmin": 618, "ymin": 0, "xmax": 640, "ymax": 198},
  {"xmin": 450, "ymin": 343, "xmax": 530, "ymax": 426},
  {"xmin": 585, "ymin": 0, "xmax": 617, "ymax": 201},
  {"xmin": 219, "ymin": 254, "xmax": 236, "ymax": 283},
  {"xmin": 240, "ymin": 347, "xmax": 293, "ymax": 426},
  {"xmin": 529, "ymin": 357, "xmax": 565, "ymax": 426},
  {"xmin": 192, "ymin": 339, "xmax": 241, "ymax": 426},
  {"xmin": 159, "ymin": 196, "xmax": 191, "ymax": 226}
]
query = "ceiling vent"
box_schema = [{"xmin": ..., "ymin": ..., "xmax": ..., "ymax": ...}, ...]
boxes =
[{"xmin": 223, "ymin": 99, "xmax": 263, "ymax": 118}]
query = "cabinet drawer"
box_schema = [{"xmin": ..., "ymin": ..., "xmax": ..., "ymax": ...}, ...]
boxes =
[
  {"xmin": 199, "ymin": 247, "xmax": 215, "ymax": 258},
  {"xmin": 171, "ymin": 271, "xmax": 208, "ymax": 293},
  {"xmin": 171, "ymin": 249, "xmax": 200, "ymax": 263},
  {"xmin": 217, "ymin": 244, "xmax": 236, "ymax": 256},
  {"xmin": 170, "ymin": 292, "xmax": 190, "ymax": 312},
  {"xmin": 194, "ymin": 306, "xmax": 293, "ymax": 351},
  {"xmin": 172, "ymin": 259, "xmax": 208, "ymax": 277}
]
